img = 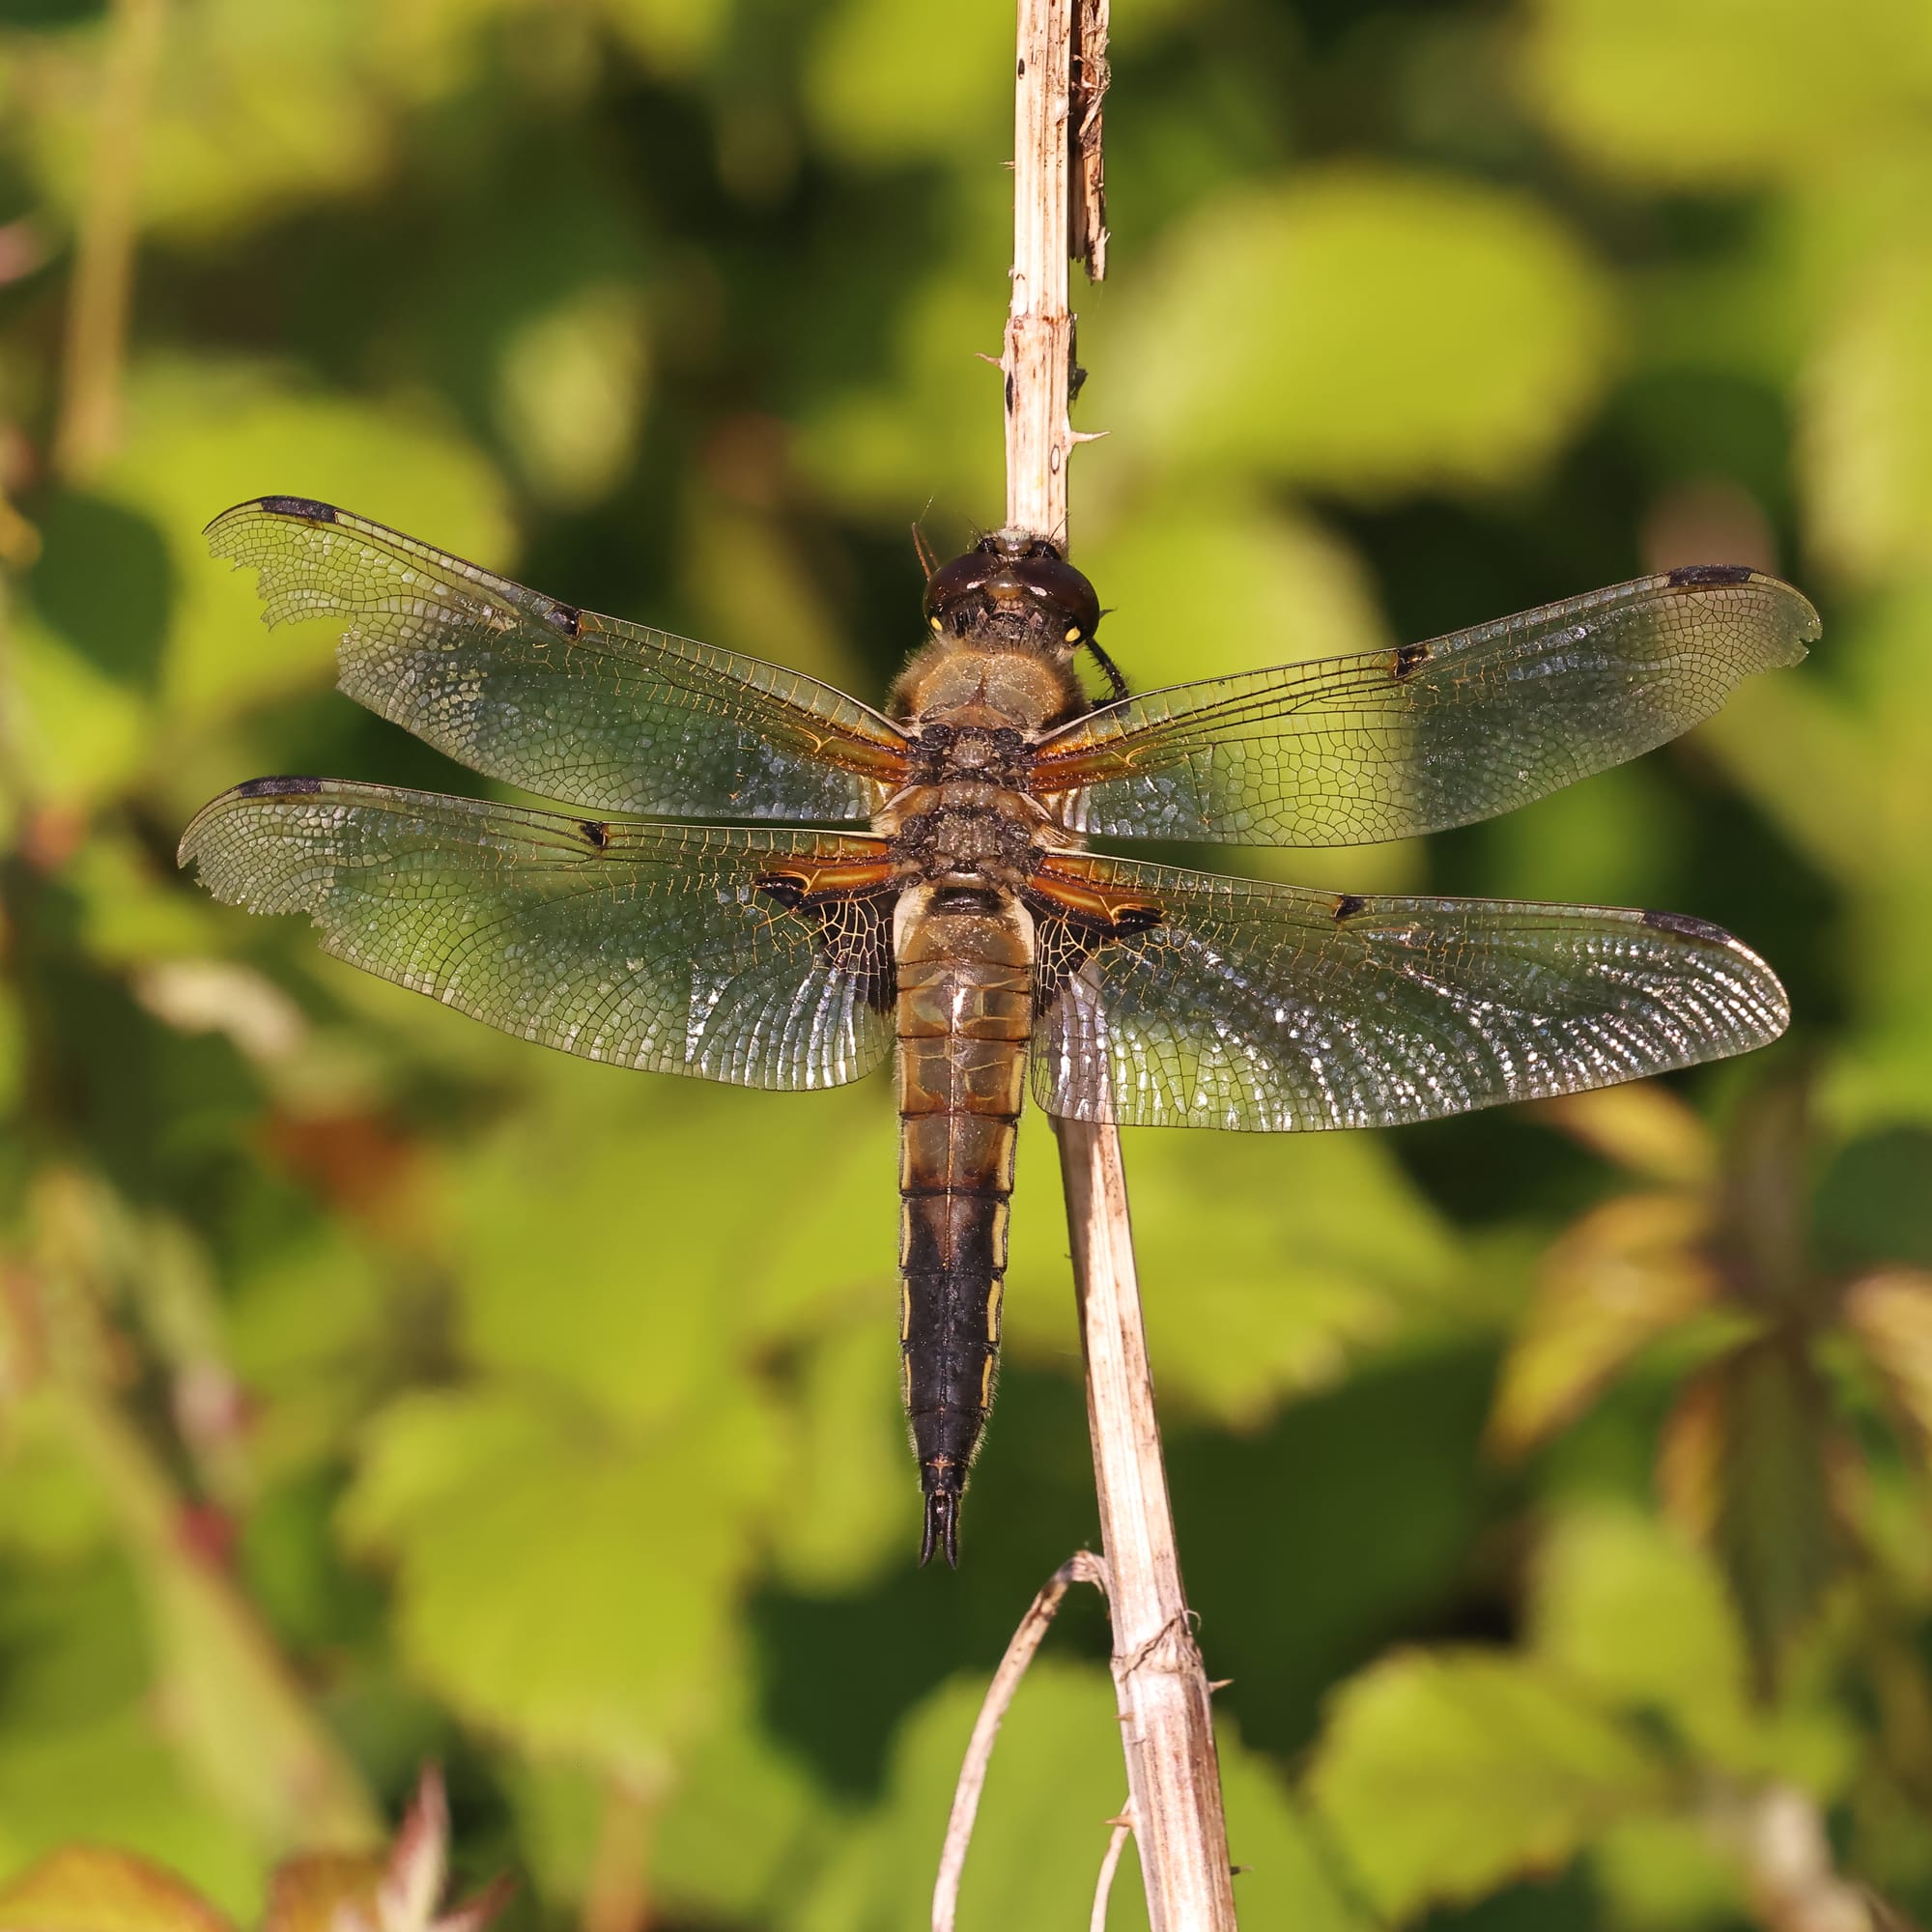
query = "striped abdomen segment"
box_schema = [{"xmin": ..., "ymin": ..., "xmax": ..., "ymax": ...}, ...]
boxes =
[{"xmin": 894, "ymin": 885, "xmax": 1034, "ymax": 1568}]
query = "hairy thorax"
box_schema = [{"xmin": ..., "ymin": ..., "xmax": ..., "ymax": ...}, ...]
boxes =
[{"xmin": 880, "ymin": 639, "xmax": 1088, "ymax": 890}]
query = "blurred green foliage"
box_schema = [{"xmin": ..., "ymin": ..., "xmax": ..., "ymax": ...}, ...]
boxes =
[{"xmin": 2, "ymin": 0, "xmax": 1932, "ymax": 1925}]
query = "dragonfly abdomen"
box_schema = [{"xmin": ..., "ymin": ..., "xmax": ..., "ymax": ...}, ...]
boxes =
[{"xmin": 893, "ymin": 884, "xmax": 1034, "ymax": 1568}]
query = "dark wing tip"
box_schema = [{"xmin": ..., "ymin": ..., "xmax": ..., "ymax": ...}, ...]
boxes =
[
  {"xmin": 1638, "ymin": 906, "xmax": 1730, "ymax": 943},
  {"xmin": 1663, "ymin": 562, "xmax": 1823, "ymax": 656},
  {"xmin": 178, "ymin": 776, "xmax": 325, "ymax": 869},
  {"xmin": 234, "ymin": 774, "xmax": 326, "ymax": 799},
  {"xmin": 1638, "ymin": 906, "xmax": 1792, "ymax": 1042},
  {"xmin": 204, "ymin": 496, "xmax": 341, "ymax": 542},
  {"xmin": 1664, "ymin": 563, "xmax": 1756, "ymax": 588}
]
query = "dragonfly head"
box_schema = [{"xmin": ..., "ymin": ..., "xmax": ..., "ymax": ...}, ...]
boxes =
[{"xmin": 923, "ymin": 530, "xmax": 1102, "ymax": 660}]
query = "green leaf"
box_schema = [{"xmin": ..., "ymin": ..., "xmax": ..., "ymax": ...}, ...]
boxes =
[
  {"xmin": 449, "ymin": 1078, "xmax": 895, "ymax": 1430},
  {"xmin": 784, "ymin": 1661, "xmax": 1366, "ymax": 1932},
  {"xmin": 1305, "ymin": 1648, "xmax": 1666, "ymax": 1918},
  {"xmin": 1587, "ymin": 1815, "xmax": 1748, "ymax": 1930},
  {"xmin": 20, "ymin": 0, "xmax": 385, "ymax": 242},
  {"xmin": 1075, "ymin": 485, "xmax": 1390, "ymax": 696},
  {"xmin": 115, "ymin": 358, "xmax": 511, "ymax": 733},
  {"xmin": 1658, "ymin": 1339, "xmax": 1847, "ymax": 1687},
  {"xmin": 764, "ymin": 1319, "xmax": 909, "ymax": 1594},
  {"xmin": 1007, "ymin": 1120, "xmax": 1462, "ymax": 1428},
  {"xmin": 1113, "ymin": 166, "xmax": 1614, "ymax": 498},
  {"xmin": 339, "ymin": 1383, "xmax": 779, "ymax": 1768},
  {"xmin": 0, "ymin": 1713, "xmax": 263, "ymax": 1919},
  {"xmin": 1528, "ymin": 1503, "xmax": 1751, "ymax": 1756}
]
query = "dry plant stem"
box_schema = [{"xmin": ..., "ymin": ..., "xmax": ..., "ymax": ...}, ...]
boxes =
[
  {"xmin": 1003, "ymin": 0, "xmax": 1239, "ymax": 1925},
  {"xmin": 1004, "ymin": 0, "xmax": 1077, "ymax": 540},
  {"xmin": 932, "ymin": 1551, "xmax": 1110, "ymax": 1932},
  {"xmin": 1090, "ymin": 1803, "xmax": 1133, "ymax": 1932},
  {"xmin": 1059, "ymin": 1120, "xmax": 1239, "ymax": 1926},
  {"xmin": 1730, "ymin": 1784, "xmax": 1870, "ymax": 1932},
  {"xmin": 55, "ymin": 0, "xmax": 168, "ymax": 480}
]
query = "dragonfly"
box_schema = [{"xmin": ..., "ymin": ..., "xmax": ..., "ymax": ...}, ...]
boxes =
[{"xmin": 181, "ymin": 497, "xmax": 1817, "ymax": 1565}]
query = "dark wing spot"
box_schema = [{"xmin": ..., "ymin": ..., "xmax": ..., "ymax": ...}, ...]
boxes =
[
  {"xmin": 1004, "ymin": 370, "xmax": 1016, "ymax": 414},
  {"xmin": 548, "ymin": 600, "xmax": 582, "ymax": 637},
  {"xmin": 1393, "ymin": 641, "xmax": 1431, "ymax": 681},
  {"xmin": 234, "ymin": 775, "xmax": 324, "ymax": 797},
  {"xmin": 1665, "ymin": 564, "xmax": 1755, "ymax": 588},
  {"xmin": 756, "ymin": 872, "xmax": 807, "ymax": 910},
  {"xmin": 1334, "ymin": 893, "xmax": 1368, "ymax": 920},
  {"xmin": 255, "ymin": 497, "xmax": 337, "ymax": 523},
  {"xmin": 579, "ymin": 819, "xmax": 611, "ymax": 849},
  {"xmin": 1113, "ymin": 903, "xmax": 1162, "ymax": 936},
  {"xmin": 1641, "ymin": 907, "xmax": 1730, "ymax": 943}
]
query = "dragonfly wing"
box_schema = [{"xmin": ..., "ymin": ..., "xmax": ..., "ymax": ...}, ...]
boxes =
[
  {"xmin": 1028, "ymin": 853, "xmax": 1788, "ymax": 1130},
  {"xmin": 1031, "ymin": 567, "xmax": 1817, "ymax": 846},
  {"xmin": 181, "ymin": 779, "xmax": 897, "ymax": 1090},
  {"xmin": 206, "ymin": 497, "xmax": 911, "ymax": 821}
]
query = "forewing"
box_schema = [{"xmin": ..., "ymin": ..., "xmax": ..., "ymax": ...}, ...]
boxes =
[
  {"xmin": 1029, "ymin": 854, "xmax": 1788, "ymax": 1130},
  {"xmin": 1031, "ymin": 567, "xmax": 1818, "ymax": 846},
  {"xmin": 180, "ymin": 780, "xmax": 896, "ymax": 1089},
  {"xmin": 206, "ymin": 497, "xmax": 910, "ymax": 821}
]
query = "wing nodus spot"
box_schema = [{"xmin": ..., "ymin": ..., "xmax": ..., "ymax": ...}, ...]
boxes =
[
  {"xmin": 549, "ymin": 600, "xmax": 582, "ymax": 637},
  {"xmin": 579, "ymin": 819, "xmax": 611, "ymax": 850},
  {"xmin": 1393, "ymin": 641, "xmax": 1432, "ymax": 681},
  {"xmin": 1334, "ymin": 893, "xmax": 1368, "ymax": 921}
]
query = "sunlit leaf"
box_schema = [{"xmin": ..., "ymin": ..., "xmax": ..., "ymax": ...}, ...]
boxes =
[
  {"xmin": 804, "ymin": 0, "xmax": 1009, "ymax": 163},
  {"xmin": 1305, "ymin": 1648, "xmax": 1666, "ymax": 1918},
  {"xmin": 602, "ymin": 0, "xmax": 730, "ymax": 76},
  {"xmin": 1490, "ymin": 1192, "xmax": 1719, "ymax": 1457},
  {"xmin": 0, "ymin": 1845, "xmax": 232, "ymax": 1932},
  {"xmin": 339, "ymin": 1383, "xmax": 779, "ymax": 1767},
  {"xmin": 1078, "ymin": 484, "xmax": 1391, "ymax": 696},
  {"xmin": 1531, "ymin": 1086, "xmax": 1717, "ymax": 1189},
  {"xmin": 1804, "ymin": 242, "xmax": 1932, "ymax": 584},
  {"xmin": 1843, "ymin": 1270, "xmax": 1932, "ymax": 1472},
  {"xmin": 19, "ymin": 0, "xmax": 387, "ymax": 242},
  {"xmin": 1519, "ymin": 0, "xmax": 1932, "ymax": 189},
  {"xmin": 1112, "ymin": 166, "xmax": 1614, "ymax": 498},
  {"xmin": 491, "ymin": 285, "xmax": 651, "ymax": 508}
]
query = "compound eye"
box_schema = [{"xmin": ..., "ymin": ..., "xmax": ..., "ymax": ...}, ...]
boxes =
[
  {"xmin": 1009, "ymin": 554, "xmax": 1101, "ymax": 643},
  {"xmin": 923, "ymin": 550, "xmax": 997, "ymax": 627}
]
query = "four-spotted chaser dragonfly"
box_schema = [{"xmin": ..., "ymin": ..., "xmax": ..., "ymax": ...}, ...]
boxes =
[{"xmin": 181, "ymin": 497, "xmax": 1817, "ymax": 1565}]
